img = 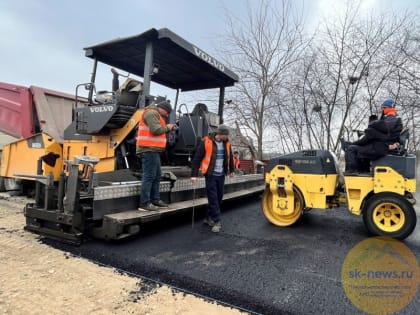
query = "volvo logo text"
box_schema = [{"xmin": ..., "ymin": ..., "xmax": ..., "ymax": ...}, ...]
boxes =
[
  {"xmin": 193, "ymin": 46, "xmax": 225, "ymax": 72},
  {"xmin": 89, "ymin": 105, "xmax": 114, "ymax": 113}
]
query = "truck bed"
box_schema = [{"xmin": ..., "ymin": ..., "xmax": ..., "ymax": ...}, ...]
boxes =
[{"xmin": 0, "ymin": 81, "xmax": 83, "ymax": 142}]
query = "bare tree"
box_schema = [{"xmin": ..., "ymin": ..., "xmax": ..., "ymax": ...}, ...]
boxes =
[
  {"xmin": 290, "ymin": 3, "xmax": 420, "ymax": 156},
  {"xmin": 218, "ymin": 0, "xmax": 420, "ymax": 158},
  {"xmin": 218, "ymin": 0, "xmax": 307, "ymax": 160},
  {"xmin": 268, "ymin": 1, "xmax": 369, "ymax": 155},
  {"xmin": 385, "ymin": 16, "xmax": 420, "ymax": 152},
  {"xmin": 343, "ymin": 10, "xmax": 420, "ymax": 152}
]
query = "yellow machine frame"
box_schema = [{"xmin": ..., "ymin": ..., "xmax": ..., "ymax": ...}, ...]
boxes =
[
  {"xmin": 0, "ymin": 109, "xmax": 143, "ymax": 181},
  {"xmin": 264, "ymin": 165, "xmax": 416, "ymax": 218},
  {"xmin": 344, "ymin": 166, "xmax": 416, "ymax": 215},
  {"xmin": 262, "ymin": 158, "xmax": 417, "ymax": 240},
  {"xmin": 0, "ymin": 133, "xmax": 63, "ymax": 180}
]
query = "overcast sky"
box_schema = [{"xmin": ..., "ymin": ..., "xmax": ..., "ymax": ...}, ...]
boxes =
[{"xmin": 1, "ymin": 0, "xmax": 418, "ymax": 101}]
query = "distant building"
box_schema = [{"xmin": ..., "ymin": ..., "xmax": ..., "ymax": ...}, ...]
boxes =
[
  {"xmin": 227, "ymin": 125, "xmax": 256, "ymax": 160},
  {"xmin": 225, "ymin": 125, "xmax": 263, "ymax": 174}
]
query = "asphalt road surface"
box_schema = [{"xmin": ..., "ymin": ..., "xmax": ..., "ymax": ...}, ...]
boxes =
[{"xmin": 48, "ymin": 192, "xmax": 420, "ymax": 315}]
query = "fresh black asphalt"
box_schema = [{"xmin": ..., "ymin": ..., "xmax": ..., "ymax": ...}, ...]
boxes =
[{"xmin": 46, "ymin": 195, "xmax": 420, "ymax": 315}]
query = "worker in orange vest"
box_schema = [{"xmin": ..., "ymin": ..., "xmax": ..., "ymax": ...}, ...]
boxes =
[
  {"xmin": 136, "ymin": 101, "xmax": 177, "ymax": 211},
  {"xmin": 233, "ymin": 151, "xmax": 241, "ymax": 171},
  {"xmin": 190, "ymin": 124, "xmax": 235, "ymax": 233}
]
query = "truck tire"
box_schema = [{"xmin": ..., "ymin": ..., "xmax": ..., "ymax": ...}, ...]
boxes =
[
  {"xmin": 4, "ymin": 177, "xmax": 22, "ymax": 196},
  {"xmin": 0, "ymin": 176, "xmax": 5, "ymax": 192},
  {"xmin": 363, "ymin": 193, "xmax": 416, "ymax": 240}
]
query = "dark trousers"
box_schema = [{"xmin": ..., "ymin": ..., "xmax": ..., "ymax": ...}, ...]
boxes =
[
  {"xmin": 205, "ymin": 175, "xmax": 225, "ymax": 223},
  {"xmin": 140, "ymin": 152, "xmax": 161, "ymax": 204},
  {"xmin": 345, "ymin": 145, "xmax": 371, "ymax": 172}
]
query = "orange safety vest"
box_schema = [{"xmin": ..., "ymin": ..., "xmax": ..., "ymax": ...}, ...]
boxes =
[
  {"xmin": 200, "ymin": 136, "xmax": 232, "ymax": 174},
  {"xmin": 233, "ymin": 156, "xmax": 240, "ymax": 169},
  {"xmin": 136, "ymin": 108, "xmax": 167, "ymax": 148}
]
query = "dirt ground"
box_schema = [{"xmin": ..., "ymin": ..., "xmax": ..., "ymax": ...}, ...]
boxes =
[{"xmin": 0, "ymin": 193, "xmax": 246, "ymax": 315}]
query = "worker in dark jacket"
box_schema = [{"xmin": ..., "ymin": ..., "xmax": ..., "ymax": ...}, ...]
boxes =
[
  {"xmin": 190, "ymin": 124, "xmax": 235, "ymax": 233},
  {"xmin": 380, "ymin": 99, "xmax": 403, "ymax": 142},
  {"xmin": 344, "ymin": 99, "xmax": 402, "ymax": 173}
]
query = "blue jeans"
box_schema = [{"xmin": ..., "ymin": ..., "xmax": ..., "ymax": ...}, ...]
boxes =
[
  {"xmin": 205, "ymin": 175, "xmax": 225, "ymax": 223},
  {"xmin": 140, "ymin": 152, "xmax": 161, "ymax": 204}
]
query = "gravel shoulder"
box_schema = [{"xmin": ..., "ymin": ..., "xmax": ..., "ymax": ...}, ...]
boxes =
[{"xmin": 0, "ymin": 193, "xmax": 245, "ymax": 315}]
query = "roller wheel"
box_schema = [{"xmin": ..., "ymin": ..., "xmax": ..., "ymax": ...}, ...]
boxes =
[
  {"xmin": 363, "ymin": 193, "xmax": 416, "ymax": 240},
  {"xmin": 261, "ymin": 185, "xmax": 304, "ymax": 226}
]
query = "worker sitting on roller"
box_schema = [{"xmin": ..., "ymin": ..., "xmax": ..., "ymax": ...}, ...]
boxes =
[{"xmin": 342, "ymin": 99, "xmax": 402, "ymax": 174}]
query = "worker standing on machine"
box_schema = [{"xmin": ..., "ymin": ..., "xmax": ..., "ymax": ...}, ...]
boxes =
[
  {"xmin": 137, "ymin": 101, "xmax": 177, "ymax": 211},
  {"xmin": 343, "ymin": 99, "xmax": 402, "ymax": 174},
  {"xmin": 190, "ymin": 124, "xmax": 235, "ymax": 233},
  {"xmin": 233, "ymin": 151, "xmax": 241, "ymax": 172}
]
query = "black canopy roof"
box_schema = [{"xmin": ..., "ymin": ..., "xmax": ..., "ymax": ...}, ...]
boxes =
[{"xmin": 84, "ymin": 28, "xmax": 238, "ymax": 91}]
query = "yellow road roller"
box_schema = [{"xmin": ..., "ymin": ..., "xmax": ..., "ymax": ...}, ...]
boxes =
[{"xmin": 261, "ymin": 149, "xmax": 417, "ymax": 240}]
